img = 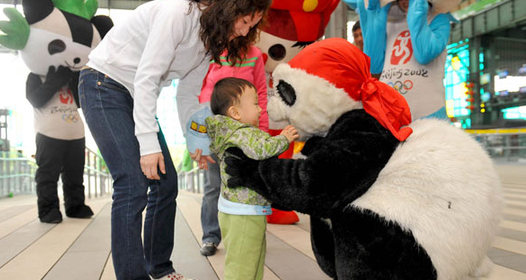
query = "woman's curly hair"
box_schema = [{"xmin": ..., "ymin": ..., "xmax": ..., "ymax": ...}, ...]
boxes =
[{"xmin": 195, "ymin": 0, "xmax": 271, "ymax": 66}]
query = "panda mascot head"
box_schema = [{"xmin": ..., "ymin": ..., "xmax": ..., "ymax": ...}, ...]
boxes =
[
  {"xmin": 225, "ymin": 38, "xmax": 503, "ymax": 280},
  {"xmin": 0, "ymin": 0, "xmax": 112, "ymax": 76}
]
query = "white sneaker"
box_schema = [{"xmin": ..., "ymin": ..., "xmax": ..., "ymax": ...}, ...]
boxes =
[{"xmin": 156, "ymin": 272, "xmax": 194, "ymax": 280}]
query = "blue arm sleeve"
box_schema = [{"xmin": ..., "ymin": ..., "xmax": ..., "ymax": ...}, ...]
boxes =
[
  {"xmin": 342, "ymin": 0, "xmax": 357, "ymax": 10},
  {"xmin": 357, "ymin": 0, "xmax": 391, "ymax": 74},
  {"xmin": 407, "ymin": 0, "xmax": 451, "ymax": 65}
]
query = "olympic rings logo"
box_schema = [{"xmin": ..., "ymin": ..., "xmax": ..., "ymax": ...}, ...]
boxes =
[
  {"xmin": 62, "ymin": 114, "xmax": 80, "ymax": 123},
  {"xmin": 387, "ymin": 80, "xmax": 413, "ymax": 95}
]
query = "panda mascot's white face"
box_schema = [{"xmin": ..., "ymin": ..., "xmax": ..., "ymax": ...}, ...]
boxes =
[
  {"xmin": 269, "ymin": 63, "xmax": 362, "ymax": 139},
  {"xmin": 21, "ymin": 7, "xmax": 101, "ymax": 76}
]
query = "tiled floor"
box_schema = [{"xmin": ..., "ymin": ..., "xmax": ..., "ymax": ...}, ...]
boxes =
[{"xmin": 0, "ymin": 164, "xmax": 524, "ymax": 280}]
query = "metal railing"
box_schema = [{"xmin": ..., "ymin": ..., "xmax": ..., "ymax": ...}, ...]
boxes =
[
  {"xmin": 0, "ymin": 152, "xmax": 37, "ymax": 197},
  {"xmin": 469, "ymin": 131, "xmax": 526, "ymax": 162},
  {"xmin": 84, "ymin": 147, "xmax": 112, "ymax": 199},
  {"xmin": 0, "ymin": 148, "xmax": 112, "ymax": 198},
  {"xmin": 178, "ymin": 167, "xmax": 206, "ymax": 194}
]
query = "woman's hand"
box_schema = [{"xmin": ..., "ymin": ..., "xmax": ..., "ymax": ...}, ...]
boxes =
[
  {"xmin": 190, "ymin": 149, "xmax": 216, "ymax": 170},
  {"xmin": 140, "ymin": 152, "xmax": 165, "ymax": 180}
]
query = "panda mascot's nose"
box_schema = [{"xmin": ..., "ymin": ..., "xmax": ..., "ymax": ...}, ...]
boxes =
[{"xmin": 73, "ymin": 57, "xmax": 81, "ymax": 64}]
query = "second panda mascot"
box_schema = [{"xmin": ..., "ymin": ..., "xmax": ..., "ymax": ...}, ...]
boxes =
[
  {"xmin": 0, "ymin": 0, "xmax": 113, "ymax": 223},
  {"xmin": 224, "ymin": 38, "xmax": 502, "ymax": 279}
]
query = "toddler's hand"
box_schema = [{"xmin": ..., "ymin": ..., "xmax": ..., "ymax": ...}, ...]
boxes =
[{"xmin": 280, "ymin": 125, "xmax": 299, "ymax": 142}]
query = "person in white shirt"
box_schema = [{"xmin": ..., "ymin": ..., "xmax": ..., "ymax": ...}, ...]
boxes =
[{"xmin": 78, "ymin": 0, "xmax": 270, "ymax": 279}]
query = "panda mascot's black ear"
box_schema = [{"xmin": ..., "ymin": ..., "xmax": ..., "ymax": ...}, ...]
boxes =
[
  {"xmin": 91, "ymin": 15, "xmax": 113, "ymax": 39},
  {"xmin": 23, "ymin": 0, "xmax": 54, "ymax": 24}
]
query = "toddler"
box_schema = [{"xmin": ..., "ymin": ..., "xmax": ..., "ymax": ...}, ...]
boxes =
[{"xmin": 205, "ymin": 77, "xmax": 298, "ymax": 280}]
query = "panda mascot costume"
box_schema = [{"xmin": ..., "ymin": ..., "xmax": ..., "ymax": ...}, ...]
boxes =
[
  {"xmin": 225, "ymin": 38, "xmax": 502, "ymax": 279},
  {"xmin": 0, "ymin": 0, "xmax": 112, "ymax": 223},
  {"xmin": 255, "ymin": 0, "xmax": 339, "ymax": 224}
]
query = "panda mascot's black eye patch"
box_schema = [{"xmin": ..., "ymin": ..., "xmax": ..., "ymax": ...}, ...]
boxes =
[
  {"xmin": 269, "ymin": 44, "xmax": 286, "ymax": 60},
  {"xmin": 277, "ymin": 80, "xmax": 296, "ymax": 106},
  {"xmin": 48, "ymin": 39, "xmax": 66, "ymax": 55}
]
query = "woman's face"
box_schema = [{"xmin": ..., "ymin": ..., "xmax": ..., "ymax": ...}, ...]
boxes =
[{"xmin": 229, "ymin": 12, "xmax": 264, "ymax": 41}]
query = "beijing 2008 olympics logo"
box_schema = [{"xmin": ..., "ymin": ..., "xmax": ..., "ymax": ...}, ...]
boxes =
[
  {"xmin": 391, "ymin": 30, "xmax": 413, "ymax": 65},
  {"xmin": 387, "ymin": 80, "xmax": 413, "ymax": 95}
]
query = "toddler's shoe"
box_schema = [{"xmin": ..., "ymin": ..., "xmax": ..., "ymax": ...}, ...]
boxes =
[{"xmin": 200, "ymin": 242, "xmax": 217, "ymax": 256}]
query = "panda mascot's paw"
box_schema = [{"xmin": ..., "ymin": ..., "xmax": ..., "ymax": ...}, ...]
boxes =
[
  {"xmin": 224, "ymin": 147, "xmax": 269, "ymax": 196},
  {"xmin": 66, "ymin": 204, "xmax": 94, "ymax": 219},
  {"xmin": 44, "ymin": 65, "xmax": 74, "ymax": 87}
]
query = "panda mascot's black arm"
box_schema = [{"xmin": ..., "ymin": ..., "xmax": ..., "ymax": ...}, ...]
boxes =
[
  {"xmin": 69, "ymin": 71, "xmax": 80, "ymax": 108},
  {"xmin": 226, "ymin": 109, "xmax": 399, "ymax": 217},
  {"xmin": 26, "ymin": 66, "xmax": 74, "ymax": 108}
]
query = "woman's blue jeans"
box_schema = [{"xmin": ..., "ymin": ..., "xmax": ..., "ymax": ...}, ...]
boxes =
[
  {"xmin": 200, "ymin": 154, "xmax": 221, "ymax": 245},
  {"xmin": 78, "ymin": 68, "xmax": 177, "ymax": 280}
]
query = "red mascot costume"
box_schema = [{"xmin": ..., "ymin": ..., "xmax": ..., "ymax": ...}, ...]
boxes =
[{"xmin": 256, "ymin": 0, "xmax": 339, "ymax": 224}]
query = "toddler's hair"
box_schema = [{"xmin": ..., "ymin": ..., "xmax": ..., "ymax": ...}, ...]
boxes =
[{"xmin": 210, "ymin": 77, "xmax": 256, "ymax": 116}]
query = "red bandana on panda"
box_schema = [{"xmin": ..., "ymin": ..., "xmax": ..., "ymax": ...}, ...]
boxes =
[{"xmin": 288, "ymin": 38, "xmax": 413, "ymax": 141}]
